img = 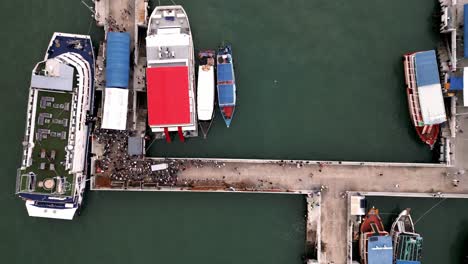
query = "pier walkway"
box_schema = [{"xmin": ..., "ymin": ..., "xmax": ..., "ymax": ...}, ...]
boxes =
[{"xmin": 174, "ymin": 160, "xmax": 457, "ymax": 263}]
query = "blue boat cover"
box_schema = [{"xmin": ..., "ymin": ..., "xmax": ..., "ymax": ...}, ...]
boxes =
[
  {"xmin": 368, "ymin": 236, "xmax": 393, "ymax": 264},
  {"xmin": 217, "ymin": 63, "xmax": 233, "ymax": 82},
  {"xmin": 218, "ymin": 84, "xmax": 235, "ymax": 105},
  {"xmin": 449, "ymin": 76, "xmax": 464, "ymax": 90},
  {"xmin": 465, "ymin": 5, "xmax": 468, "ymax": 58},
  {"xmin": 106, "ymin": 32, "xmax": 130, "ymax": 88},
  {"xmin": 396, "ymin": 261, "xmax": 421, "ymax": 264},
  {"xmin": 414, "ymin": 50, "xmax": 440, "ymax": 87}
]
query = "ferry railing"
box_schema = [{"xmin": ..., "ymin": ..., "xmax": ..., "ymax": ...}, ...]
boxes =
[{"xmin": 15, "ymin": 168, "xmax": 22, "ymax": 194}]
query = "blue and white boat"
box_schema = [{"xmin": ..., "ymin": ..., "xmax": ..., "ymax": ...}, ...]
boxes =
[
  {"xmin": 16, "ymin": 33, "xmax": 95, "ymax": 220},
  {"xmin": 216, "ymin": 44, "xmax": 236, "ymax": 127}
]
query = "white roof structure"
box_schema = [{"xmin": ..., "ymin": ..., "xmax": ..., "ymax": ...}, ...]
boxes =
[
  {"xmin": 197, "ymin": 66, "xmax": 215, "ymax": 121},
  {"xmin": 101, "ymin": 88, "xmax": 129, "ymax": 130},
  {"xmin": 464, "ymin": 67, "xmax": 468, "ymax": 107},
  {"xmin": 31, "ymin": 59, "xmax": 74, "ymax": 91},
  {"xmin": 151, "ymin": 163, "xmax": 168, "ymax": 171},
  {"xmin": 418, "ymin": 83, "xmax": 447, "ymax": 125},
  {"xmin": 146, "ymin": 33, "xmax": 189, "ymax": 48},
  {"xmin": 413, "ymin": 51, "xmax": 447, "ymax": 125}
]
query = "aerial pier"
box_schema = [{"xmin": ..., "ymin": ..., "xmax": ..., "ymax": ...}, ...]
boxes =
[{"xmin": 83, "ymin": 0, "xmax": 468, "ymax": 263}]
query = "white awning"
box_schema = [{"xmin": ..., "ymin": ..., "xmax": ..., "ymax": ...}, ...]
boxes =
[
  {"xmin": 418, "ymin": 83, "xmax": 447, "ymax": 125},
  {"xmin": 101, "ymin": 88, "xmax": 129, "ymax": 130},
  {"xmin": 464, "ymin": 67, "xmax": 468, "ymax": 107},
  {"xmin": 151, "ymin": 163, "xmax": 168, "ymax": 171},
  {"xmin": 26, "ymin": 201, "xmax": 76, "ymax": 220},
  {"xmin": 197, "ymin": 65, "xmax": 215, "ymax": 120}
]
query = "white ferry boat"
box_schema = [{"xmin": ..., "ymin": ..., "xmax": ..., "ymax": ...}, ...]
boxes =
[
  {"xmin": 146, "ymin": 5, "xmax": 197, "ymax": 142},
  {"xmin": 16, "ymin": 33, "xmax": 95, "ymax": 220}
]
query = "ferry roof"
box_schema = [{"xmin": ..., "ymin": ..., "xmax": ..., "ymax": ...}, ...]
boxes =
[
  {"xmin": 31, "ymin": 59, "xmax": 74, "ymax": 91},
  {"xmin": 414, "ymin": 51, "xmax": 446, "ymax": 125},
  {"xmin": 19, "ymin": 90, "xmax": 74, "ymax": 196},
  {"xmin": 368, "ymin": 236, "xmax": 393, "ymax": 264},
  {"xmin": 146, "ymin": 66, "xmax": 191, "ymax": 126},
  {"xmin": 414, "ymin": 51, "xmax": 440, "ymax": 87},
  {"xmin": 395, "ymin": 234, "xmax": 422, "ymax": 264},
  {"xmin": 217, "ymin": 63, "xmax": 234, "ymax": 82},
  {"xmin": 218, "ymin": 84, "xmax": 235, "ymax": 106}
]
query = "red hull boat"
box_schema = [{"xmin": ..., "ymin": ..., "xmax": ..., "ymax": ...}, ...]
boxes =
[
  {"xmin": 359, "ymin": 207, "xmax": 391, "ymax": 264},
  {"xmin": 403, "ymin": 51, "xmax": 446, "ymax": 149}
]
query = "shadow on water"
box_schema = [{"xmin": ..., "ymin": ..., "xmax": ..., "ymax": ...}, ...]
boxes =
[{"xmin": 453, "ymin": 220, "xmax": 468, "ymax": 264}]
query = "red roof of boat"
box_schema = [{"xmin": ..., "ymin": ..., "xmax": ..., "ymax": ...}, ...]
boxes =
[{"xmin": 146, "ymin": 66, "xmax": 190, "ymax": 126}]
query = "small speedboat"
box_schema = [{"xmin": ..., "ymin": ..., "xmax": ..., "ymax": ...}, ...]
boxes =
[
  {"xmin": 197, "ymin": 50, "xmax": 216, "ymax": 138},
  {"xmin": 216, "ymin": 44, "xmax": 236, "ymax": 127}
]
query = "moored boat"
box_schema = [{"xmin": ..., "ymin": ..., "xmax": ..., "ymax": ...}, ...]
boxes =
[
  {"xmin": 197, "ymin": 50, "xmax": 216, "ymax": 138},
  {"xmin": 403, "ymin": 50, "xmax": 446, "ymax": 148},
  {"xmin": 216, "ymin": 44, "xmax": 236, "ymax": 127},
  {"xmin": 390, "ymin": 209, "xmax": 423, "ymax": 264},
  {"xmin": 16, "ymin": 33, "xmax": 95, "ymax": 220},
  {"xmin": 146, "ymin": 5, "xmax": 197, "ymax": 142},
  {"xmin": 359, "ymin": 207, "xmax": 393, "ymax": 264}
]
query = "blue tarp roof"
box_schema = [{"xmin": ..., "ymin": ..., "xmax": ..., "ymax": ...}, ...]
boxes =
[
  {"xmin": 217, "ymin": 63, "xmax": 233, "ymax": 82},
  {"xmin": 415, "ymin": 50, "xmax": 440, "ymax": 87},
  {"xmin": 396, "ymin": 261, "xmax": 421, "ymax": 264},
  {"xmin": 218, "ymin": 84, "xmax": 235, "ymax": 105},
  {"xmin": 106, "ymin": 32, "xmax": 130, "ymax": 88},
  {"xmin": 368, "ymin": 236, "xmax": 393, "ymax": 264},
  {"xmin": 449, "ymin": 76, "xmax": 464, "ymax": 90},
  {"xmin": 465, "ymin": 5, "xmax": 468, "ymax": 58}
]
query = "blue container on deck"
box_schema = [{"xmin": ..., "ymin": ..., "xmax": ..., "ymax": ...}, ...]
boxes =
[
  {"xmin": 106, "ymin": 32, "xmax": 130, "ymax": 88},
  {"xmin": 449, "ymin": 76, "xmax": 464, "ymax": 90},
  {"xmin": 464, "ymin": 5, "xmax": 468, "ymax": 58}
]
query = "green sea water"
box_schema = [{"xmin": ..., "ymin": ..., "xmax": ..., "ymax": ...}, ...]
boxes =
[
  {"xmin": 0, "ymin": 0, "xmax": 452, "ymax": 264},
  {"xmin": 148, "ymin": 0, "xmax": 439, "ymax": 163}
]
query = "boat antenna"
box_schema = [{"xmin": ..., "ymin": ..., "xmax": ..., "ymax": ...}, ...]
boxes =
[
  {"xmin": 170, "ymin": 0, "xmax": 177, "ymax": 5},
  {"xmin": 414, "ymin": 198, "xmax": 447, "ymax": 225}
]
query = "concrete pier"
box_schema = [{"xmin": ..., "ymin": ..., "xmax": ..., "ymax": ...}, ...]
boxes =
[
  {"xmin": 91, "ymin": 158, "xmax": 466, "ymax": 263},
  {"xmin": 174, "ymin": 160, "xmax": 454, "ymax": 263},
  {"xmin": 306, "ymin": 194, "xmax": 321, "ymax": 263}
]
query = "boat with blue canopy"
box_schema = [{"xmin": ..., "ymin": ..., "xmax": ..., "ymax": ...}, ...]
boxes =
[{"xmin": 216, "ymin": 44, "xmax": 236, "ymax": 127}]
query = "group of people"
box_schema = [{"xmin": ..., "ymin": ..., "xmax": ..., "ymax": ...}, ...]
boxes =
[{"xmin": 93, "ymin": 127, "xmax": 181, "ymax": 187}]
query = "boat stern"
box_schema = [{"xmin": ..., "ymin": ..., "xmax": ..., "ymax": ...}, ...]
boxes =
[{"xmin": 25, "ymin": 200, "xmax": 77, "ymax": 220}]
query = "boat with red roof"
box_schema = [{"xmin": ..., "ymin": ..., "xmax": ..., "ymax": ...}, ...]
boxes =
[{"xmin": 146, "ymin": 5, "xmax": 197, "ymax": 142}]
